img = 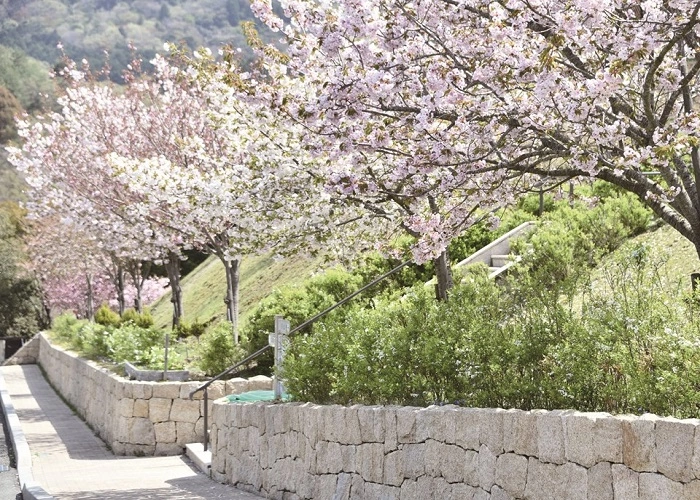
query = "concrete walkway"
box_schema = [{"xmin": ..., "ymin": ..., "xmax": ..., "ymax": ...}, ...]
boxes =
[{"xmin": 0, "ymin": 364, "xmax": 262, "ymax": 500}]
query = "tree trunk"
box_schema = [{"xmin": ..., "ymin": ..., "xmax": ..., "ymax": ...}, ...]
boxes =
[
  {"xmin": 116, "ymin": 265, "xmax": 125, "ymax": 316},
  {"xmin": 221, "ymin": 256, "xmax": 241, "ymax": 343},
  {"xmin": 85, "ymin": 273, "xmax": 94, "ymax": 321},
  {"xmin": 165, "ymin": 252, "xmax": 183, "ymax": 328},
  {"xmin": 434, "ymin": 249, "xmax": 453, "ymax": 301},
  {"xmin": 127, "ymin": 261, "xmax": 151, "ymax": 313}
]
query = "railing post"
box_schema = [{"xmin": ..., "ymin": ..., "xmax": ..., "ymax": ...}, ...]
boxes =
[
  {"xmin": 271, "ymin": 316, "xmax": 290, "ymax": 399},
  {"xmin": 203, "ymin": 388, "xmax": 209, "ymax": 452}
]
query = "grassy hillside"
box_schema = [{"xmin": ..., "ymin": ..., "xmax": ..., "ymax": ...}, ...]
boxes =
[
  {"xmin": 590, "ymin": 222, "xmax": 699, "ymax": 293},
  {"xmin": 149, "ymin": 252, "xmax": 323, "ymax": 330},
  {"xmin": 148, "ymin": 220, "xmax": 700, "ymax": 335}
]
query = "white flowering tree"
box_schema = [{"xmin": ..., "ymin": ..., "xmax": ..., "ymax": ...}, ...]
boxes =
[{"xmin": 246, "ymin": 0, "xmax": 700, "ymax": 294}]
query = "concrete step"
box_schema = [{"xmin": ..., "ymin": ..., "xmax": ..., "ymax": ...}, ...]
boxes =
[
  {"xmin": 185, "ymin": 443, "xmax": 211, "ymax": 476},
  {"xmin": 490, "ymin": 254, "xmax": 510, "ymax": 267}
]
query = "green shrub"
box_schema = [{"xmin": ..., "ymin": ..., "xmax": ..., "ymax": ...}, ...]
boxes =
[
  {"xmin": 242, "ymin": 268, "xmax": 364, "ymax": 373},
  {"xmin": 51, "ymin": 313, "xmax": 84, "ymax": 344},
  {"xmin": 197, "ymin": 321, "xmax": 246, "ymax": 376},
  {"xmin": 175, "ymin": 319, "xmax": 207, "ymax": 339},
  {"xmin": 105, "ymin": 323, "xmax": 164, "ymax": 366},
  {"xmin": 94, "ymin": 304, "xmax": 121, "ymax": 327},
  {"xmin": 121, "ymin": 308, "xmax": 154, "ymax": 328},
  {"xmin": 284, "ymin": 230, "xmax": 700, "ymax": 418}
]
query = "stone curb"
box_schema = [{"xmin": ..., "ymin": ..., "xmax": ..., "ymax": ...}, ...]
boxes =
[{"xmin": 0, "ymin": 367, "xmax": 55, "ymax": 500}]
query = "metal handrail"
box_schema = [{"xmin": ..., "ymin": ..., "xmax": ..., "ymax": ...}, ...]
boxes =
[{"xmin": 189, "ymin": 258, "xmax": 413, "ymax": 451}]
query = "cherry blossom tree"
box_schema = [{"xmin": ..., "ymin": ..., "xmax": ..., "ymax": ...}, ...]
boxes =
[{"xmin": 248, "ymin": 0, "xmax": 700, "ymax": 289}]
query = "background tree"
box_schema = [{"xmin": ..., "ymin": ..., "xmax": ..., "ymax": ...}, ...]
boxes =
[{"xmin": 250, "ymin": 0, "xmax": 700, "ymax": 277}]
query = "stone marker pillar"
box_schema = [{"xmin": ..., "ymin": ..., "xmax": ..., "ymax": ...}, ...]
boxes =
[{"xmin": 269, "ymin": 315, "xmax": 290, "ymax": 399}]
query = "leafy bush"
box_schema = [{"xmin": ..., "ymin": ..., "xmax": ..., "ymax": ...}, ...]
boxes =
[
  {"xmin": 105, "ymin": 323, "xmax": 165, "ymax": 366},
  {"xmin": 51, "ymin": 313, "xmax": 85, "ymax": 344},
  {"xmin": 121, "ymin": 308, "xmax": 155, "ymax": 328},
  {"xmin": 94, "ymin": 304, "xmax": 121, "ymax": 327},
  {"xmin": 197, "ymin": 321, "xmax": 246, "ymax": 376},
  {"xmin": 242, "ymin": 268, "xmax": 364, "ymax": 373},
  {"xmin": 284, "ymin": 230, "xmax": 700, "ymax": 418}
]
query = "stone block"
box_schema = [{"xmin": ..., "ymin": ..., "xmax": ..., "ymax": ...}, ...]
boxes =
[
  {"xmin": 612, "ymin": 464, "xmax": 639, "ymax": 500},
  {"xmin": 316, "ymin": 441, "xmax": 343, "ymax": 474},
  {"xmin": 313, "ymin": 474, "xmax": 337, "ymax": 499},
  {"xmin": 684, "ymin": 480, "xmax": 700, "ymax": 500},
  {"xmin": 464, "ymin": 450, "xmax": 479, "ymax": 487},
  {"xmin": 473, "ymin": 488, "xmax": 490, "ymax": 500},
  {"xmin": 564, "ymin": 412, "xmax": 604, "ymax": 467},
  {"xmin": 384, "ymin": 406, "xmax": 399, "ymax": 452},
  {"xmin": 154, "ymin": 421, "xmax": 177, "ymax": 443},
  {"xmin": 248, "ymin": 374, "xmax": 273, "ymax": 391},
  {"xmin": 358, "ymin": 442, "xmax": 384, "ymax": 483},
  {"xmin": 341, "ymin": 444, "xmax": 356, "ymax": 473},
  {"xmin": 556, "ymin": 462, "xmax": 587, "ymax": 500},
  {"xmin": 454, "ymin": 408, "xmax": 481, "ymax": 451},
  {"xmin": 124, "ymin": 444, "xmax": 155, "ymax": 456},
  {"xmin": 477, "ymin": 443, "xmax": 496, "ymax": 491},
  {"xmin": 400, "ymin": 477, "xmax": 435, "ymax": 499},
  {"xmin": 452, "ymin": 483, "xmax": 478, "ymax": 499},
  {"xmin": 440, "ymin": 443, "xmax": 468, "ymax": 483},
  {"xmin": 149, "ymin": 398, "xmax": 172, "ymax": 422},
  {"xmin": 491, "ymin": 485, "xmax": 514, "ymax": 500},
  {"xmin": 132, "ymin": 399, "xmax": 149, "ymax": 418},
  {"xmin": 333, "ymin": 472, "xmax": 352, "ymax": 500},
  {"xmin": 503, "ymin": 409, "xmax": 538, "ymax": 456},
  {"xmin": 425, "ymin": 439, "xmax": 443, "ymax": 477},
  {"xmin": 403, "ymin": 443, "xmax": 426, "ymax": 479},
  {"xmin": 384, "ymin": 450, "xmax": 403, "ymax": 486},
  {"xmin": 479, "ymin": 408, "xmax": 505, "ymax": 454},
  {"xmin": 301, "ymin": 404, "xmax": 320, "ymax": 443},
  {"xmin": 132, "ymin": 382, "xmax": 153, "ymax": 400},
  {"xmin": 117, "ymin": 398, "xmax": 134, "ymax": 418},
  {"xmin": 655, "ymin": 417, "xmax": 695, "ymax": 482},
  {"xmin": 495, "ymin": 453, "xmax": 528, "ymax": 497},
  {"xmin": 621, "ymin": 414, "xmax": 657, "ymax": 472},
  {"xmin": 364, "ymin": 482, "xmax": 399, "ymax": 499},
  {"xmin": 155, "ymin": 442, "xmax": 183, "ymax": 456},
  {"xmin": 417, "ymin": 406, "xmax": 447, "ymax": 443},
  {"xmin": 537, "ymin": 410, "xmax": 566, "ymax": 464},
  {"xmin": 340, "ymin": 406, "xmax": 363, "ymax": 445},
  {"xmin": 207, "ymin": 381, "xmax": 226, "ymax": 400},
  {"xmin": 593, "ymin": 415, "xmax": 623, "ymax": 463},
  {"xmin": 171, "ymin": 398, "xmax": 200, "ymax": 423},
  {"xmin": 638, "ymin": 472, "xmax": 683, "ymax": 500},
  {"xmin": 176, "ymin": 422, "xmax": 197, "ymax": 444},
  {"xmin": 178, "ymin": 382, "xmax": 199, "ymax": 400},
  {"xmin": 129, "ymin": 418, "xmax": 155, "ymax": 446},
  {"xmin": 225, "ymin": 377, "xmax": 249, "ymax": 395},
  {"xmin": 588, "ymin": 462, "xmax": 613, "ymax": 500},
  {"xmin": 524, "ymin": 458, "xmax": 558, "ymax": 500},
  {"xmin": 396, "ymin": 406, "xmax": 421, "ymax": 443},
  {"xmin": 151, "ymin": 382, "xmax": 181, "ymax": 399}
]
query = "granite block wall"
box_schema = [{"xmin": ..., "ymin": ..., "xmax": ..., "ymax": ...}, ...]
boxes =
[
  {"xmin": 210, "ymin": 402, "xmax": 700, "ymax": 500},
  {"xmin": 36, "ymin": 333, "xmax": 272, "ymax": 456}
]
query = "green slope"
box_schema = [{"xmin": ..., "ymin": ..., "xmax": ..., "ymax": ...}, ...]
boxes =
[
  {"xmin": 149, "ymin": 221, "xmax": 700, "ymax": 333},
  {"xmin": 149, "ymin": 252, "xmax": 323, "ymax": 330}
]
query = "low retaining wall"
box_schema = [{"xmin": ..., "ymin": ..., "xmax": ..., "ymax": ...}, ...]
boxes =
[
  {"xmin": 36, "ymin": 333, "xmax": 272, "ymax": 456},
  {"xmin": 210, "ymin": 402, "xmax": 700, "ymax": 499}
]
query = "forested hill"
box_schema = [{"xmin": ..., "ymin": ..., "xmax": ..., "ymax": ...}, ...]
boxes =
[{"xmin": 0, "ymin": 0, "xmax": 281, "ymax": 79}]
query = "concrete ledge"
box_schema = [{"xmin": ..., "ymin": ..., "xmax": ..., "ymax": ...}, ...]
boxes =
[
  {"xmin": 123, "ymin": 361, "xmax": 189, "ymax": 382},
  {"xmin": 0, "ymin": 367, "xmax": 54, "ymax": 499},
  {"xmin": 185, "ymin": 442, "xmax": 211, "ymax": 476}
]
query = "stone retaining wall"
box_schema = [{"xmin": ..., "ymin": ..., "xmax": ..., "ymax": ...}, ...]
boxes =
[
  {"xmin": 36, "ymin": 333, "xmax": 272, "ymax": 456},
  {"xmin": 210, "ymin": 402, "xmax": 700, "ymax": 499}
]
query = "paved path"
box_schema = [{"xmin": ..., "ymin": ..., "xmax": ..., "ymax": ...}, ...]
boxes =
[{"xmin": 0, "ymin": 365, "xmax": 262, "ymax": 499}]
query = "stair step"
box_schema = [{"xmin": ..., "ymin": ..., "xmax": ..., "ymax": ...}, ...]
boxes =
[
  {"xmin": 185, "ymin": 443, "xmax": 212, "ymax": 476},
  {"xmin": 490, "ymin": 254, "xmax": 510, "ymax": 267}
]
